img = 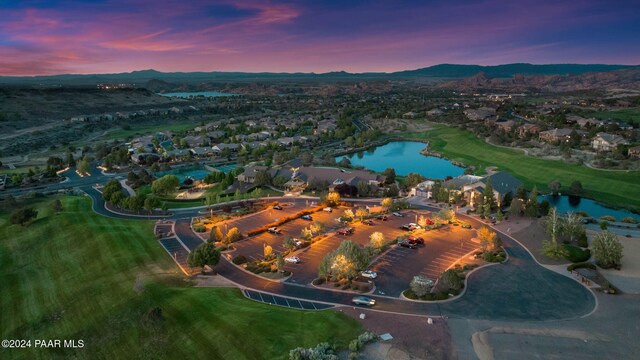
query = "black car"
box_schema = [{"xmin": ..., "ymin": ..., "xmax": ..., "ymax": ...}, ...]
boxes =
[{"xmin": 398, "ymin": 240, "xmax": 417, "ymax": 249}]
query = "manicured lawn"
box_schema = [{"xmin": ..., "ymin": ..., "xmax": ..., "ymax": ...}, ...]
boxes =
[
  {"xmin": 400, "ymin": 125, "xmax": 640, "ymax": 209},
  {"xmin": 101, "ymin": 122, "xmax": 201, "ymax": 141},
  {"xmin": 579, "ymin": 107, "xmax": 640, "ymax": 126},
  {"xmin": 0, "ymin": 196, "xmax": 362, "ymax": 359}
]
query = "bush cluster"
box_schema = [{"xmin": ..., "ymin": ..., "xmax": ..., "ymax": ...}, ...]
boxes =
[
  {"xmin": 232, "ymin": 255, "xmax": 248, "ymax": 265},
  {"xmin": 289, "ymin": 342, "xmax": 336, "ymax": 360},
  {"xmin": 247, "ymin": 206, "xmax": 324, "ymax": 236},
  {"xmin": 562, "ymin": 244, "xmax": 591, "ymax": 263},
  {"xmin": 567, "ymin": 262, "xmax": 596, "ymax": 272}
]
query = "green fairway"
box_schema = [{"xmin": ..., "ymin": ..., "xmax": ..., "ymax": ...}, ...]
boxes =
[
  {"xmin": 579, "ymin": 107, "xmax": 640, "ymax": 126},
  {"xmin": 0, "ymin": 196, "xmax": 361, "ymax": 359},
  {"xmin": 100, "ymin": 121, "xmax": 201, "ymax": 141},
  {"xmin": 400, "ymin": 125, "xmax": 640, "ymax": 209}
]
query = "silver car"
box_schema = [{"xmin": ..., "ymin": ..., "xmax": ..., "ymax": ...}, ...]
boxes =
[{"xmin": 352, "ymin": 296, "xmax": 376, "ymax": 306}]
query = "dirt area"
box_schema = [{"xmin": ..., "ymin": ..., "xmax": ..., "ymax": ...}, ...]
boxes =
[
  {"xmin": 598, "ymin": 233, "xmax": 640, "ymax": 294},
  {"xmin": 507, "ymin": 218, "xmax": 567, "ymax": 266},
  {"xmin": 337, "ymin": 307, "xmax": 456, "ymax": 360},
  {"xmin": 193, "ymin": 274, "xmax": 238, "ymax": 287}
]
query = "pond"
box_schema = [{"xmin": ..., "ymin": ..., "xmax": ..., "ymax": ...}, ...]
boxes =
[
  {"xmin": 155, "ymin": 164, "xmax": 239, "ymax": 183},
  {"xmin": 157, "ymin": 91, "xmax": 237, "ymax": 98},
  {"xmin": 539, "ymin": 194, "xmax": 640, "ymax": 222},
  {"xmin": 336, "ymin": 141, "xmax": 464, "ymax": 179}
]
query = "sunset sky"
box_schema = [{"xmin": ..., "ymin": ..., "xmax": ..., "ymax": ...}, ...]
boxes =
[{"xmin": 1, "ymin": 0, "xmax": 639, "ymax": 75}]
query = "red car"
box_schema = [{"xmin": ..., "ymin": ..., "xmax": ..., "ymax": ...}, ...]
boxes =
[
  {"xmin": 424, "ymin": 218, "xmax": 434, "ymax": 225},
  {"xmin": 336, "ymin": 227, "xmax": 355, "ymax": 235},
  {"xmin": 407, "ymin": 236, "xmax": 424, "ymax": 245}
]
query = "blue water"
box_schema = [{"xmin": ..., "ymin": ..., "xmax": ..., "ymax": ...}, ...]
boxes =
[
  {"xmin": 155, "ymin": 164, "xmax": 239, "ymax": 183},
  {"xmin": 158, "ymin": 91, "xmax": 236, "ymax": 98},
  {"xmin": 336, "ymin": 141, "xmax": 464, "ymax": 179},
  {"xmin": 539, "ymin": 195, "xmax": 640, "ymax": 221}
]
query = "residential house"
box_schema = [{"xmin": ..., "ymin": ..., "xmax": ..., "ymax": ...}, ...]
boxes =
[
  {"xmin": 461, "ymin": 172, "xmax": 522, "ymax": 207},
  {"xmin": 247, "ymin": 131, "xmax": 269, "ymax": 141},
  {"xmin": 464, "ymin": 107, "xmax": 496, "ymax": 121},
  {"xmin": 237, "ymin": 166, "xmax": 269, "ymax": 183},
  {"xmin": 517, "ymin": 123, "xmax": 541, "ymax": 138},
  {"xmin": 628, "ymin": 146, "xmax": 640, "ymax": 159},
  {"xmin": 426, "ymin": 108, "xmax": 444, "ymax": 117},
  {"xmin": 207, "ymin": 131, "xmax": 226, "ymax": 141},
  {"xmin": 410, "ymin": 180, "xmax": 435, "ymax": 198},
  {"xmin": 189, "ymin": 147, "xmax": 214, "ymax": 158},
  {"xmin": 488, "ymin": 118, "xmax": 516, "ymax": 131},
  {"xmin": 538, "ymin": 128, "xmax": 585, "ymax": 143},
  {"xmin": 184, "ymin": 135, "xmax": 205, "ymax": 148},
  {"xmin": 403, "ymin": 111, "xmax": 418, "ymax": 119},
  {"xmin": 212, "ymin": 143, "xmax": 241, "ymax": 153},
  {"xmin": 591, "ymin": 132, "xmax": 629, "ymax": 152},
  {"xmin": 0, "ymin": 174, "xmax": 6, "ymax": 190}
]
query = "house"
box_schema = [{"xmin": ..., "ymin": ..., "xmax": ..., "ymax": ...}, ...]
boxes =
[
  {"xmin": 316, "ymin": 120, "xmax": 337, "ymax": 133},
  {"xmin": 410, "ymin": 180, "xmax": 435, "ymax": 198},
  {"xmin": 184, "ymin": 136, "xmax": 205, "ymax": 148},
  {"xmin": 538, "ymin": 128, "xmax": 585, "ymax": 143},
  {"xmin": 207, "ymin": 131, "xmax": 226, "ymax": 141},
  {"xmin": 628, "ymin": 146, "xmax": 640, "ymax": 159},
  {"xmin": 591, "ymin": 132, "xmax": 629, "ymax": 152},
  {"xmin": 461, "ymin": 172, "xmax": 522, "ymax": 207},
  {"xmin": 517, "ymin": 123, "xmax": 541, "ymax": 138},
  {"xmin": 426, "ymin": 108, "xmax": 444, "ymax": 117},
  {"xmin": 189, "ymin": 147, "xmax": 214, "ymax": 157},
  {"xmin": 247, "ymin": 132, "xmax": 269, "ymax": 141},
  {"xmin": 464, "ymin": 107, "xmax": 496, "ymax": 121},
  {"xmin": 163, "ymin": 149, "xmax": 190, "ymax": 160},
  {"xmin": 488, "ymin": 118, "xmax": 516, "ymax": 131},
  {"xmin": 0, "ymin": 174, "xmax": 6, "ymax": 190},
  {"xmin": 212, "ymin": 143, "xmax": 241, "ymax": 153},
  {"xmin": 237, "ymin": 166, "xmax": 269, "ymax": 183},
  {"xmin": 403, "ymin": 111, "xmax": 418, "ymax": 119}
]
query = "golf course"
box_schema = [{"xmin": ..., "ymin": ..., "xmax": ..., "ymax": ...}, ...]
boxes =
[
  {"xmin": 402, "ymin": 125, "xmax": 640, "ymax": 210},
  {"xmin": 0, "ymin": 196, "xmax": 361, "ymax": 360}
]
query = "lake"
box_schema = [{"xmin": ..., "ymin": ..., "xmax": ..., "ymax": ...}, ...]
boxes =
[
  {"xmin": 336, "ymin": 141, "xmax": 464, "ymax": 179},
  {"xmin": 158, "ymin": 91, "xmax": 236, "ymax": 98},
  {"xmin": 155, "ymin": 164, "xmax": 239, "ymax": 183},
  {"xmin": 539, "ymin": 194, "xmax": 640, "ymax": 221}
]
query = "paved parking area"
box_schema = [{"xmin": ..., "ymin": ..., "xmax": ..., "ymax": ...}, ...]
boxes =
[
  {"xmin": 370, "ymin": 225, "xmax": 479, "ymax": 297},
  {"xmin": 243, "ymin": 289, "xmax": 334, "ymax": 310}
]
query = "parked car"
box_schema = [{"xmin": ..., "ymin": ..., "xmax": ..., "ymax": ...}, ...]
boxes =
[
  {"xmin": 293, "ymin": 238, "xmax": 303, "ymax": 247},
  {"xmin": 273, "ymin": 205, "xmax": 283, "ymax": 210},
  {"xmin": 392, "ymin": 212, "xmax": 404, "ymax": 217},
  {"xmin": 352, "ymin": 296, "xmax": 376, "ymax": 306},
  {"xmin": 398, "ymin": 240, "xmax": 417, "ymax": 249},
  {"xmin": 267, "ymin": 227, "xmax": 281, "ymax": 234},
  {"xmin": 407, "ymin": 236, "xmax": 424, "ymax": 245},
  {"xmin": 301, "ymin": 214, "xmax": 313, "ymax": 220},
  {"xmin": 461, "ymin": 224, "xmax": 472, "ymax": 229},
  {"xmin": 362, "ymin": 219, "xmax": 374, "ymax": 226},
  {"xmin": 376, "ymin": 215, "xmax": 388, "ymax": 221},
  {"xmin": 361, "ymin": 270, "xmax": 377, "ymax": 279},
  {"xmin": 400, "ymin": 223, "xmax": 420, "ymax": 231},
  {"xmin": 285, "ymin": 256, "xmax": 301, "ymax": 264},
  {"xmin": 424, "ymin": 218, "xmax": 434, "ymax": 225},
  {"xmin": 323, "ymin": 207, "xmax": 333, "ymax": 212},
  {"xmin": 336, "ymin": 227, "xmax": 355, "ymax": 235}
]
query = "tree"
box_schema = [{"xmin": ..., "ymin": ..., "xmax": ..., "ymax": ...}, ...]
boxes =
[
  {"xmin": 10, "ymin": 208, "xmax": 38, "ymax": 226},
  {"xmin": 356, "ymin": 181, "xmax": 370, "ymax": 197},
  {"xmin": 549, "ymin": 180, "xmax": 561, "ymax": 193},
  {"xmin": 515, "ymin": 186, "xmax": 527, "ymax": 200},
  {"xmin": 384, "ymin": 184, "xmax": 399, "ymax": 197},
  {"xmin": 76, "ymin": 156, "xmax": 90, "ymax": 175},
  {"xmin": 344, "ymin": 136, "xmax": 355, "ymax": 147},
  {"xmin": 439, "ymin": 269, "xmax": 462, "ymax": 291},
  {"xmin": 368, "ymin": 232, "xmax": 385, "ymax": 252},
  {"xmin": 410, "ymin": 275, "xmax": 433, "ymax": 297},
  {"xmin": 283, "ymin": 236, "xmax": 297, "ymax": 251},
  {"xmin": 509, "ymin": 198, "xmax": 523, "ymax": 217},
  {"xmin": 355, "ymin": 207, "xmax": 369, "ymax": 221},
  {"xmin": 525, "ymin": 186, "xmax": 539, "ymax": 217},
  {"xmin": 152, "ymin": 175, "xmax": 179, "ymax": 196},
  {"xmin": 225, "ymin": 227, "xmax": 242, "ymax": 244},
  {"xmin": 381, "ymin": 197, "xmax": 393, "ymax": 211},
  {"xmin": 143, "ymin": 196, "xmax": 160, "ymax": 213},
  {"xmin": 263, "ymin": 244, "xmax": 273, "ymax": 259},
  {"xmin": 542, "ymin": 207, "xmax": 568, "ymax": 259},
  {"xmin": 481, "ymin": 178, "xmax": 496, "ymax": 212},
  {"xmin": 318, "ymin": 255, "xmax": 332, "ymax": 281},
  {"xmin": 102, "ymin": 179, "xmax": 124, "ymax": 204},
  {"xmin": 325, "ymin": 191, "xmax": 341, "ymax": 206},
  {"xmin": 592, "ymin": 232, "xmax": 623, "ymax": 269},
  {"xmin": 404, "ymin": 173, "xmax": 425, "ymax": 188},
  {"xmin": 437, "ymin": 208, "xmax": 455, "ymax": 222},
  {"xmin": 276, "ymin": 253, "xmax": 285, "ymax": 272},
  {"xmin": 477, "ymin": 226, "xmax": 501, "ymax": 252},
  {"xmin": 383, "ymin": 168, "xmax": 396, "ymax": 184},
  {"xmin": 300, "ymin": 152, "xmax": 313, "ymax": 166},
  {"xmin": 253, "ymin": 170, "xmax": 272, "ymax": 186},
  {"xmin": 66, "ymin": 152, "xmax": 75, "ymax": 167},
  {"xmin": 569, "ymin": 181, "xmax": 583, "ymax": 196},
  {"xmin": 187, "ymin": 242, "xmax": 221, "ymax": 268},
  {"xmin": 208, "ymin": 226, "xmax": 224, "ymax": 243},
  {"xmin": 51, "ymin": 199, "xmax": 63, "ymax": 214},
  {"xmin": 563, "ymin": 212, "xmax": 584, "ymax": 244},
  {"xmin": 342, "ymin": 209, "xmax": 354, "ymax": 222},
  {"xmin": 496, "ymin": 209, "xmax": 503, "ymax": 221}
]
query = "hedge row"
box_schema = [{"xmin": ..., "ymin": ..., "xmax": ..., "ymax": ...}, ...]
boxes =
[{"xmin": 247, "ymin": 206, "xmax": 324, "ymax": 237}]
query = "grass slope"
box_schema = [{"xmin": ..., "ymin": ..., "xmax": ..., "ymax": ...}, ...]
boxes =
[
  {"xmin": 401, "ymin": 125, "xmax": 640, "ymax": 209},
  {"xmin": 0, "ymin": 196, "xmax": 361, "ymax": 359}
]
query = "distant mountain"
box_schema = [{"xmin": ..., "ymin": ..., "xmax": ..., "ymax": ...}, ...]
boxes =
[
  {"xmin": 0, "ymin": 63, "xmax": 637, "ymax": 86},
  {"xmin": 437, "ymin": 67, "xmax": 640, "ymax": 91},
  {"xmin": 392, "ymin": 63, "xmax": 636, "ymax": 78}
]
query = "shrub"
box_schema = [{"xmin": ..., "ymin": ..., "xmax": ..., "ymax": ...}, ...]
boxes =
[
  {"xmin": 232, "ymin": 255, "xmax": 248, "ymax": 265},
  {"xmin": 577, "ymin": 231, "xmax": 588, "ymax": 248},
  {"xmin": 289, "ymin": 342, "xmax": 336, "ymax": 360},
  {"xmin": 600, "ymin": 215, "xmax": 616, "ymax": 222},
  {"xmin": 192, "ymin": 224, "xmax": 206, "ymax": 233},
  {"xmin": 562, "ymin": 244, "xmax": 591, "ymax": 263},
  {"xmin": 312, "ymin": 278, "xmax": 325, "ymax": 286},
  {"xmin": 592, "ymin": 231, "xmax": 623, "ymax": 269},
  {"xmin": 10, "ymin": 207, "xmax": 38, "ymax": 226},
  {"xmin": 439, "ymin": 269, "xmax": 463, "ymax": 291},
  {"xmin": 620, "ymin": 217, "xmax": 639, "ymax": 224},
  {"xmin": 567, "ymin": 262, "xmax": 597, "ymax": 272}
]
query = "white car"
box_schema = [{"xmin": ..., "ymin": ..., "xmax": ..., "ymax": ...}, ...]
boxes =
[
  {"xmin": 361, "ymin": 270, "xmax": 377, "ymax": 279},
  {"xmin": 285, "ymin": 256, "xmax": 301, "ymax": 264},
  {"xmin": 323, "ymin": 207, "xmax": 333, "ymax": 212},
  {"xmin": 267, "ymin": 227, "xmax": 282, "ymax": 234},
  {"xmin": 392, "ymin": 212, "xmax": 404, "ymax": 217},
  {"xmin": 293, "ymin": 238, "xmax": 303, "ymax": 247}
]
